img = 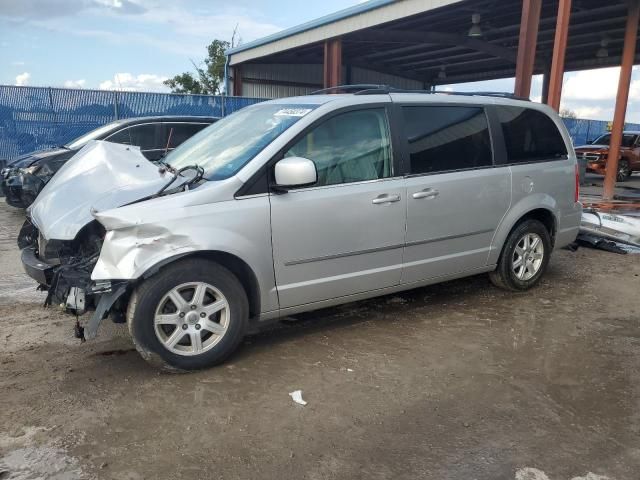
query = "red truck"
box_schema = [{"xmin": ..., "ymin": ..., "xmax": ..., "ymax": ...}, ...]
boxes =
[{"xmin": 574, "ymin": 131, "xmax": 640, "ymax": 182}]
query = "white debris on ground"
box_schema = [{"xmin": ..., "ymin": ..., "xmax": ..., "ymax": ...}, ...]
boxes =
[
  {"xmin": 289, "ymin": 390, "xmax": 307, "ymax": 406},
  {"xmin": 515, "ymin": 468, "xmax": 611, "ymax": 480}
]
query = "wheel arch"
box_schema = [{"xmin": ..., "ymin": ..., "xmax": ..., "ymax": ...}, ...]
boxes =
[
  {"xmin": 136, "ymin": 250, "xmax": 262, "ymax": 320},
  {"xmin": 489, "ymin": 200, "xmax": 558, "ymax": 266}
]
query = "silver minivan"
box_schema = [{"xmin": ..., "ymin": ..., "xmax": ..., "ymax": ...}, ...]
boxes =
[{"xmin": 21, "ymin": 89, "xmax": 582, "ymax": 370}]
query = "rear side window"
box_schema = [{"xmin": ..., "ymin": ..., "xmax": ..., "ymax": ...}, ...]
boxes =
[
  {"xmin": 167, "ymin": 123, "xmax": 209, "ymax": 148},
  {"xmin": 128, "ymin": 124, "xmax": 161, "ymax": 151},
  {"xmin": 496, "ymin": 107, "xmax": 567, "ymax": 163},
  {"xmin": 401, "ymin": 106, "xmax": 492, "ymax": 174}
]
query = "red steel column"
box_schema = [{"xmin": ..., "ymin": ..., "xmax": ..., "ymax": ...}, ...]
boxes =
[
  {"xmin": 323, "ymin": 38, "xmax": 342, "ymax": 88},
  {"xmin": 514, "ymin": 0, "xmax": 542, "ymax": 98},
  {"xmin": 232, "ymin": 65, "xmax": 242, "ymax": 96},
  {"xmin": 603, "ymin": 0, "xmax": 640, "ymax": 200},
  {"xmin": 547, "ymin": 0, "xmax": 572, "ymax": 110}
]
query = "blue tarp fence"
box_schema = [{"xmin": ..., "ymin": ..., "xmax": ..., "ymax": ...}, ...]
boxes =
[
  {"xmin": 1, "ymin": 84, "xmax": 640, "ymax": 164},
  {"xmin": 0, "ymin": 85, "xmax": 265, "ymax": 162},
  {"xmin": 563, "ymin": 117, "xmax": 640, "ymax": 146}
]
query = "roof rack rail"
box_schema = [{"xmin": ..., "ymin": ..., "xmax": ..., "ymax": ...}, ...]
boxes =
[
  {"xmin": 310, "ymin": 84, "xmax": 388, "ymax": 95},
  {"xmin": 311, "ymin": 84, "xmax": 530, "ymax": 101},
  {"xmin": 432, "ymin": 90, "xmax": 530, "ymax": 101}
]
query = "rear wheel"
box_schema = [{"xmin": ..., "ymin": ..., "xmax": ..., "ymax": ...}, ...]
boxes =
[
  {"xmin": 489, "ymin": 219, "xmax": 551, "ymax": 291},
  {"xmin": 127, "ymin": 259, "xmax": 248, "ymax": 371},
  {"xmin": 617, "ymin": 159, "xmax": 631, "ymax": 182}
]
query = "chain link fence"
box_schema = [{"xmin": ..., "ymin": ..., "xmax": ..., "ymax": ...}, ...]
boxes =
[
  {"xmin": 562, "ymin": 117, "xmax": 640, "ymax": 146},
  {"xmin": 1, "ymin": 85, "xmax": 640, "ymax": 166},
  {"xmin": 0, "ymin": 85, "xmax": 265, "ymax": 163}
]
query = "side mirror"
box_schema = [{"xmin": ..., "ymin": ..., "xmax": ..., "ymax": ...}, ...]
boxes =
[{"xmin": 274, "ymin": 157, "xmax": 317, "ymax": 189}]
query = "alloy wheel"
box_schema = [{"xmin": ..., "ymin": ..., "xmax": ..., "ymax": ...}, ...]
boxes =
[
  {"xmin": 154, "ymin": 282, "xmax": 230, "ymax": 356},
  {"xmin": 512, "ymin": 233, "xmax": 544, "ymax": 281}
]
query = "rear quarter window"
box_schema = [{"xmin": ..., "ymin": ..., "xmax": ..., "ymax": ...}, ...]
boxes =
[{"xmin": 496, "ymin": 107, "xmax": 567, "ymax": 163}]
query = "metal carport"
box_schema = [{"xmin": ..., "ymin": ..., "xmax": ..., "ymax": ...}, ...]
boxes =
[{"xmin": 225, "ymin": 0, "xmax": 640, "ymax": 199}]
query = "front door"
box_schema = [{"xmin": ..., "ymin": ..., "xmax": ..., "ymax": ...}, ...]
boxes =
[
  {"xmin": 270, "ymin": 107, "xmax": 407, "ymax": 308},
  {"xmin": 398, "ymin": 104, "xmax": 511, "ymax": 283}
]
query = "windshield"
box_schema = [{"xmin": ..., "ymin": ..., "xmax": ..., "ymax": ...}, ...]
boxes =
[
  {"xmin": 592, "ymin": 133, "xmax": 637, "ymax": 148},
  {"xmin": 164, "ymin": 103, "xmax": 318, "ymax": 180},
  {"xmin": 65, "ymin": 121, "xmax": 124, "ymax": 149}
]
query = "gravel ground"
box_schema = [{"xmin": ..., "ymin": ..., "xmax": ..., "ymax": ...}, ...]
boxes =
[{"xmin": 0, "ymin": 200, "xmax": 639, "ymax": 480}]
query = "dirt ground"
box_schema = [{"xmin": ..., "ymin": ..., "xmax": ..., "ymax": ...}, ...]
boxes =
[{"xmin": 1, "ymin": 200, "xmax": 639, "ymax": 480}]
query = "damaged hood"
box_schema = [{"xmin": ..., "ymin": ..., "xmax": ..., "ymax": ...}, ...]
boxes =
[{"xmin": 29, "ymin": 141, "xmax": 180, "ymax": 241}]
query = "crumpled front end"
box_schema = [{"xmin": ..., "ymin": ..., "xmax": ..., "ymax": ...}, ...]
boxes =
[{"xmin": 19, "ymin": 217, "xmax": 107, "ymax": 310}]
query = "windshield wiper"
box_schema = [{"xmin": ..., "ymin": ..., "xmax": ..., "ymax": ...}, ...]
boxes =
[{"xmin": 155, "ymin": 164, "xmax": 204, "ymax": 197}]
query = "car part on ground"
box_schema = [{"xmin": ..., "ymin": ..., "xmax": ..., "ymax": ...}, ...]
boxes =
[
  {"xmin": 579, "ymin": 209, "xmax": 640, "ymax": 251},
  {"xmin": 18, "ymin": 91, "xmax": 582, "ymax": 370}
]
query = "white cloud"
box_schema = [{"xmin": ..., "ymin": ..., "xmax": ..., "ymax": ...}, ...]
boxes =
[
  {"xmin": 572, "ymin": 106, "xmax": 605, "ymax": 119},
  {"xmin": 64, "ymin": 79, "xmax": 86, "ymax": 88},
  {"xmin": 99, "ymin": 73, "xmax": 169, "ymax": 92},
  {"xmin": 15, "ymin": 72, "xmax": 30, "ymax": 86},
  {"xmin": 12, "ymin": 60, "xmax": 25, "ymax": 66},
  {"xmin": 0, "ymin": 0, "xmax": 145, "ymax": 19},
  {"xmin": 563, "ymin": 66, "xmax": 640, "ymax": 101}
]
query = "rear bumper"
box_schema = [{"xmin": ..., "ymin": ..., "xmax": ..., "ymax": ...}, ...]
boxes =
[{"xmin": 21, "ymin": 247, "xmax": 55, "ymax": 286}]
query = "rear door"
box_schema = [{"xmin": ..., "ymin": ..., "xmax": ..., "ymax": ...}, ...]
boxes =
[
  {"xmin": 399, "ymin": 104, "xmax": 511, "ymax": 283},
  {"xmin": 269, "ymin": 106, "xmax": 407, "ymax": 308}
]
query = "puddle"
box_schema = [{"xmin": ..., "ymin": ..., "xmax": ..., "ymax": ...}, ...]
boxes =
[{"xmin": 0, "ymin": 446, "xmax": 84, "ymax": 480}]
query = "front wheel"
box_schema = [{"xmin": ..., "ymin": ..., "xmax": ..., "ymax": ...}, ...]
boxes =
[
  {"xmin": 489, "ymin": 219, "xmax": 552, "ymax": 292},
  {"xmin": 127, "ymin": 259, "xmax": 249, "ymax": 371}
]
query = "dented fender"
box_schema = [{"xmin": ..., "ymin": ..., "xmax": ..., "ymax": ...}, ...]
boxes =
[{"xmin": 90, "ymin": 189, "xmax": 280, "ymax": 314}]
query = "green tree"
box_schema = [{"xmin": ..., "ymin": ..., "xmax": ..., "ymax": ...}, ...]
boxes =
[{"xmin": 164, "ymin": 39, "xmax": 230, "ymax": 95}]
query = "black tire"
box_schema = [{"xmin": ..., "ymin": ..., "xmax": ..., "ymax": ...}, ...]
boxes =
[
  {"xmin": 127, "ymin": 259, "xmax": 249, "ymax": 371},
  {"xmin": 617, "ymin": 159, "xmax": 631, "ymax": 182},
  {"xmin": 489, "ymin": 219, "xmax": 552, "ymax": 292}
]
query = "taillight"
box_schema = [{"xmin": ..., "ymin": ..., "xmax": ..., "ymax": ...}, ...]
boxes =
[{"xmin": 575, "ymin": 162, "xmax": 580, "ymax": 203}]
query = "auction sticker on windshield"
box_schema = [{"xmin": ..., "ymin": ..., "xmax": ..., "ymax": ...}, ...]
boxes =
[{"xmin": 274, "ymin": 108, "xmax": 313, "ymax": 117}]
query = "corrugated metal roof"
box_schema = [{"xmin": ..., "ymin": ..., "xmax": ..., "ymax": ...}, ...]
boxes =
[
  {"xmin": 225, "ymin": 0, "xmax": 394, "ymax": 56},
  {"xmin": 226, "ymin": 0, "xmax": 464, "ymax": 65}
]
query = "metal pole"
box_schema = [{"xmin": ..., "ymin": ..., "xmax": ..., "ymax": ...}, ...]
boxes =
[
  {"xmin": 547, "ymin": 0, "xmax": 572, "ymax": 111},
  {"xmin": 514, "ymin": 0, "xmax": 542, "ymax": 98},
  {"xmin": 113, "ymin": 91, "xmax": 119, "ymax": 120},
  {"xmin": 323, "ymin": 38, "xmax": 342, "ymax": 88},
  {"xmin": 603, "ymin": 0, "xmax": 640, "ymax": 200}
]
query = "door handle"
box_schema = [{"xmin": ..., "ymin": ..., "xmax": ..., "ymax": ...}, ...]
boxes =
[
  {"xmin": 412, "ymin": 188, "xmax": 439, "ymax": 199},
  {"xmin": 372, "ymin": 194, "xmax": 401, "ymax": 204}
]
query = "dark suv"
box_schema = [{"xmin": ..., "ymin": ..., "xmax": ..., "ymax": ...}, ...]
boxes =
[{"xmin": 1, "ymin": 116, "xmax": 217, "ymax": 208}]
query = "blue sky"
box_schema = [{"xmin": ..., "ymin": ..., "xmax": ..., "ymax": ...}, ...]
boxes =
[{"xmin": 1, "ymin": 0, "xmax": 639, "ymax": 122}]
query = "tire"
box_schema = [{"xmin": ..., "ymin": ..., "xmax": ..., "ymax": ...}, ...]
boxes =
[
  {"xmin": 617, "ymin": 159, "xmax": 631, "ymax": 182},
  {"xmin": 127, "ymin": 259, "xmax": 249, "ymax": 371},
  {"xmin": 489, "ymin": 219, "xmax": 552, "ymax": 292}
]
